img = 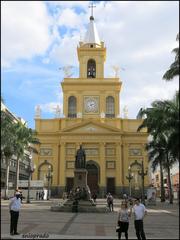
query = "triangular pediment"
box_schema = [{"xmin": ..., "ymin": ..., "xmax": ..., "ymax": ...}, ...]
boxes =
[{"xmin": 61, "ymin": 120, "xmax": 121, "ymax": 133}]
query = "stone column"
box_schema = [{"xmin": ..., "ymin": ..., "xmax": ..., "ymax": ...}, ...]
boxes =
[
  {"xmin": 115, "ymin": 94, "xmax": 119, "ymax": 117},
  {"xmin": 59, "ymin": 142, "xmax": 65, "ymax": 195},
  {"xmin": 57, "ymin": 144, "xmax": 61, "ymax": 185},
  {"xmin": 123, "ymin": 143, "xmax": 129, "ymax": 194},
  {"xmin": 121, "ymin": 144, "xmax": 124, "ymax": 185},
  {"xmin": 64, "ymin": 95, "xmax": 68, "ymax": 117},
  {"xmin": 115, "ymin": 142, "xmax": 122, "ymax": 196},
  {"xmin": 99, "ymin": 142, "xmax": 106, "ymax": 197}
]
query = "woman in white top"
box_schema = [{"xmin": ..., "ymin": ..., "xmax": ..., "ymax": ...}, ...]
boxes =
[{"xmin": 117, "ymin": 201, "xmax": 132, "ymax": 240}]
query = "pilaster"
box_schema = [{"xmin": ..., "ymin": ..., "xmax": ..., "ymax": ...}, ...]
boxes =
[
  {"xmin": 99, "ymin": 142, "xmax": 106, "ymax": 186},
  {"xmin": 59, "ymin": 143, "xmax": 65, "ymax": 186},
  {"xmin": 116, "ymin": 142, "xmax": 122, "ymax": 186}
]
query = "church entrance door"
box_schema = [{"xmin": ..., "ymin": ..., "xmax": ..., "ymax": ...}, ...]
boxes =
[
  {"xmin": 107, "ymin": 177, "xmax": 115, "ymax": 195},
  {"xmin": 86, "ymin": 162, "xmax": 99, "ymax": 194}
]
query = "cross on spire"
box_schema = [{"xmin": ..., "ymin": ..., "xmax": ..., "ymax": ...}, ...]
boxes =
[{"xmin": 89, "ymin": 2, "xmax": 96, "ymax": 18}]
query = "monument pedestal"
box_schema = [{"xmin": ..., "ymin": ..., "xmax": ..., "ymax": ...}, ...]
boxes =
[{"xmin": 73, "ymin": 169, "xmax": 88, "ymax": 189}]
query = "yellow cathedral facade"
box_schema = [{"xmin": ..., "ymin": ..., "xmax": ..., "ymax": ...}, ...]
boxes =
[{"xmin": 33, "ymin": 13, "xmax": 149, "ymax": 198}]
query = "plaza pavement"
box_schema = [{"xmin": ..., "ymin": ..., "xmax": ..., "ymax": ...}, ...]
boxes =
[{"xmin": 1, "ymin": 198, "xmax": 179, "ymax": 239}]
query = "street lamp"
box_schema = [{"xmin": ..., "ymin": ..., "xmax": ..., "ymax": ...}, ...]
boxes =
[
  {"xmin": 126, "ymin": 166, "xmax": 133, "ymax": 197},
  {"xmin": 26, "ymin": 154, "xmax": 36, "ymax": 203},
  {"xmin": 138, "ymin": 160, "xmax": 148, "ymax": 205},
  {"xmin": 46, "ymin": 165, "xmax": 53, "ymax": 200}
]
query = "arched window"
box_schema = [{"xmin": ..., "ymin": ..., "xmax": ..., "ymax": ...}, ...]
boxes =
[
  {"xmin": 106, "ymin": 96, "xmax": 115, "ymax": 118},
  {"xmin": 68, "ymin": 96, "xmax": 77, "ymax": 118},
  {"xmin": 87, "ymin": 59, "xmax": 96, "ymax": 78}
]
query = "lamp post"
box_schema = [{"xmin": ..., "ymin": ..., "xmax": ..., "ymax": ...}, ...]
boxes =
[
  {"xmin": 126, "ymin": 166, "xmax": 133, "ymax": 197},
  {"xmin": 46, "ymin": 165, "xmax": 52, "ymax": 200},
  {"xmin": 138, "ymin": 160, "xmax": 148, "ymax": 205},
  {"xmin": 26, "ymin": 154, "xmax": 36, "ymax": 204}
]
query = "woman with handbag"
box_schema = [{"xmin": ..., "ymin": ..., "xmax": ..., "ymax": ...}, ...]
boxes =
[{"xmin": 117, "ymin": 201, "xmax": 132, "ymax": 239}]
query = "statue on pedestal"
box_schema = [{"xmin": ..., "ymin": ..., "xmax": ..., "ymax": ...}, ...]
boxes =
[{"xmin": 75, "ymin": 145, "xmax": 86, "ymax": 169}]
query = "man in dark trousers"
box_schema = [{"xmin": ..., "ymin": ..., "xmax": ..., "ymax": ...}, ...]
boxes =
[
  {"xmin": 9, "ymin": 191, "xmax": 22, "ymax": 235},
  {"xmin": 133, "ymin": 198, "xmax": 147, "ymax": 239}
]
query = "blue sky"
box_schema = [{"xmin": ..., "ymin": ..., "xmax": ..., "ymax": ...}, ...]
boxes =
[{"xmin": 1, "ymin": 1, "xmax": 179, "ymax": 129}]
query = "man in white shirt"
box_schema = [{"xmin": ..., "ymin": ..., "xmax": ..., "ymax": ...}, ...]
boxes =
[
  {"xmin": 9, "ymin": 191, "xmax": 22, "ymax": 235},
  {"xmin": 133, "ymin": 198, "xmax": 147, "ymax": 240}
]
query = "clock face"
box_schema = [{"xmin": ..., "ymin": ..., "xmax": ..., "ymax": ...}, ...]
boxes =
[{"xmin": 84, "ymin": 97, "xmax": 99, "ymax": 113}]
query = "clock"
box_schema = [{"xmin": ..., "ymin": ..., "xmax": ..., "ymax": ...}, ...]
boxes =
[{"xmin": 84, "ymin": 96, "xmax": 99, "ymax": 113}]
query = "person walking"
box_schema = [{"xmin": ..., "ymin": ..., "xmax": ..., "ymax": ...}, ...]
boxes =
[
  {"xmin": 117, "ymin": 201, "xmax": 132, "ymax": 240},
  {"xmin": 19, "ymin": 190, "xmax": 23, "ymax": 203},
  {"xmin": 107, "ymin": 193, "xmax": 114, "ymax": 212},
  {"xmin": 133, "ymin": 198, "xmax": 147, "ymax": 240},
  {"xmin": 92, "ymin": 192, "xmax": 97, "ymax": 203},
  {"xmin": 41, "ymin": 190, "xmax": 45, "ymax": 200},
  {"xmin": 38, "ymin": 191, "xmax": 41, "ymax": 200},
  {"xmin": 36, "ymin": 191, "xmax": 39, "ymax": 200},
  {"xmin": 9, "ymin": 191, "xmax": 22, "ymax": 235}
]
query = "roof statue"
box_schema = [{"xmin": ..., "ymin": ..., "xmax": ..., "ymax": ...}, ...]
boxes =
[
  {"xmin": 112, "ymin": 65, "xmax": 120, "ymax": 78},
  {"xmin": 123, "ymin": 105, "xmax": 128, "ymax": 119},
  {"xmin": 35, "ymin": 105, "xmax": 41, "ymax": 119},
  {"xmin": 54, "ymin": 105, "xmax": 61, "ymax": 118},
  {"xmin": 59, "ymin": 66, "xmax": 74, "ymax": 78}
]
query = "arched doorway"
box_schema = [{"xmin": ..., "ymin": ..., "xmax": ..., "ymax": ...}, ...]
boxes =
[
  {"xmin": 86, "ymin": 161, "xmax": 99, "ymax": 194},
  {"xmin": 38, "ymin": 160, "xmax": 53, "ymax": 187}
]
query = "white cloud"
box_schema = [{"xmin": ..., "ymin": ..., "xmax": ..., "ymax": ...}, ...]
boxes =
[
  {"xmin": 2, "ymin": 1, "xmax": 179, "ymax": 125},
  {"xmin": 120, "ymin": 80, "xmax": 178, "ymax": 118},
  {"xmin": 49, "ymin": 33, "xmax": 80, "ymax": 66},
  {"xmin": 47, "ymin": 1, "xmax": 89, "ymax": 9},
  {"xmin": 39, "ymin": 102, "xmax": 63, "ymax": 114},
  {"xmin": 58, "ymin": 8, "xmax": 85, "ymax": 29},
  {"xmin": 131, "ymin": 41, "xmax": 176, "ymax": 61},
  {"xmin": 1, "ymin": 1, "xmax": 53, "ymax": 67}
]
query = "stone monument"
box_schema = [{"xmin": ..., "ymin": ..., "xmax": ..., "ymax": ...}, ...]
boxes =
[
  {"xmin": 51, "ymin": 145, "xmax": 106, "ymax": 212},
  {"xmin": 73, "ymin": 145, "xmax": 91, "ymax": 201}
]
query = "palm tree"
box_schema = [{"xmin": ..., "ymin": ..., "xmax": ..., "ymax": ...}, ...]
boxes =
[
  {"xmin": 163, "ymin": 33, "xmax": 179, "ymax": 81},
  {"xmin": 146, "ymin": 139, "xmax": 166, "ymax": 202},
  {"xmin": 161, "ymin": 91, "xmax": 179, "ymax": 161},
  {"xmin": 14, "ymin": 122, "xmax": 40, "ymax": 190},
  {"xmin": 1, "ymin": 111, "xmax": 16, "ymax": 199},
  {"xmin": 137, "ymin": 93, "xmax": 179, "ymax": 204}
]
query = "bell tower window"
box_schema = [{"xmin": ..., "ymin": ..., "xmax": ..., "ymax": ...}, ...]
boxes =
[
  {"xmin": 106, "ymin": 96, "xmax": 115, "ymax": 118},
  {"xmin": 68, "ymin": 96, "xmax": 77, "ymax": 118},
  {"xmin": 87, "ymin": 59, "xmax": 96, "ymax": 78}
]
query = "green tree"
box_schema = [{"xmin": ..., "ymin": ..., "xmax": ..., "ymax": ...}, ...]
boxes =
[
  {"xmin": 14, "ymin": 122, "xmax": 40, "ymax": 190},
  {"xmin": 146, "ymin": 139, "xmax": 166, "ymax": 202},
  {"xmin": 137, "ymin": 93, "xmax": 179, "ymax": 204},
  {"xmin": 163, "ymin": 33, "xmax": 179, "ymax": 81},
  {"xmin": 1, "ymin": 111, "xmax": 16, "ymax": 199}
]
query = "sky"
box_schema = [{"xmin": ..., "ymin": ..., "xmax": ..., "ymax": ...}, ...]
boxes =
[{"xmin": 1, "ymin": 1, "xmax": 179, "ymax": 129}]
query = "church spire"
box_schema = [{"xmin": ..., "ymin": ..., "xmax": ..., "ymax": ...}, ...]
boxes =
[
  {"xmin": 89, "ymin": 2, "xmax": 96, "ymax": 20},
  {"xmin": 83, "ymin": 2, "xmax": 101, "ymax": 46}
]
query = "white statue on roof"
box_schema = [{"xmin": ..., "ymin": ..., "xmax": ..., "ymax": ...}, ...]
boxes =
[
  {"xmin": 35, "ymin": 105, "xmax": 41, "ymax": 119},
  {"xmin": 54, "ymin": 105, "xmax": 61, "ymax": 118},
  {"xmin": 123, "ymin": 105, "xmax": 128, "ymax": 119},
  {"xmin": 112, "ymin": 65, "xmax": 120, "ymax": 78}
]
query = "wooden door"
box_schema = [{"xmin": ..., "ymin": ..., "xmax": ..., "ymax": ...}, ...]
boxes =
[
  {"xmin": 87, "ymin": 163, "xmax": 99, "ymax": 194},
  {"xmin": 107, "ymin": 177, "xmax": 115, "ymax": 195}
]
